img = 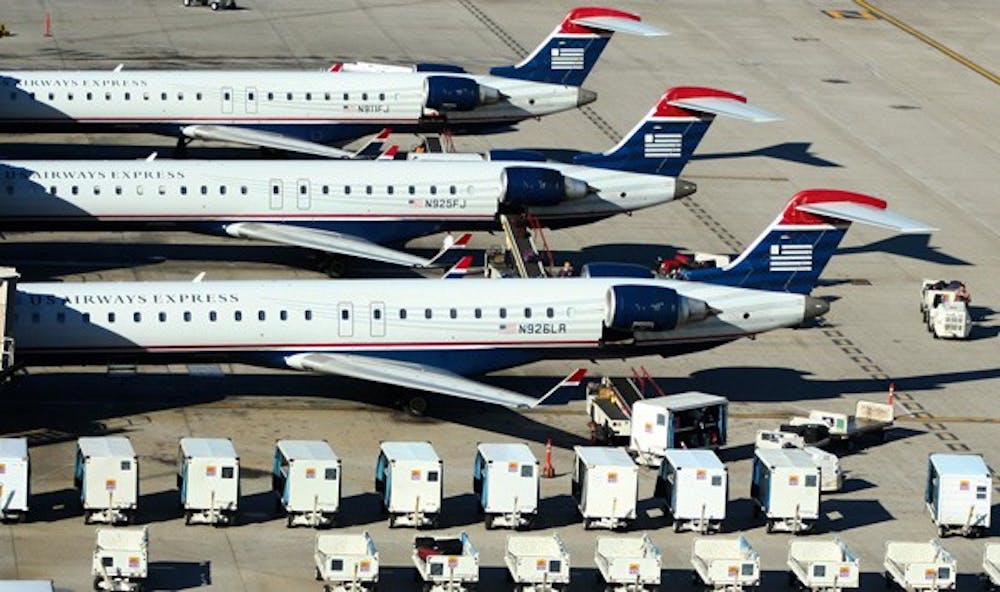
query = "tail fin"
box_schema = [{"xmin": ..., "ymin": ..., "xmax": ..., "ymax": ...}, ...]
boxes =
[
  {"xmin": 678, "ymin": 190, "xmax": 936, "ymax": 294},
  {"xmin": 573, "ymin": 86, "xmax": 780, "ymax": 176},
  {"xmin": 489, "ymin": 7, "xmax": 666, "ymax": 86}
]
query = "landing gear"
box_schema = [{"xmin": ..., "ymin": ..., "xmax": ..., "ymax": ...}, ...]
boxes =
[
  {"xmin": 174, "ymin": 136, "xmax": 191, "ymax": 158},
  {"xmin": 405, "ymin": 396, "xmax": 428, "ymax": 417},
  {"xmin": 314, "ymin": 254, "xmax": 346, "ymax": 278}
]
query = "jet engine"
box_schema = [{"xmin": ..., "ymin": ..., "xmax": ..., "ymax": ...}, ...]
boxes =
[
  {"xmin": 500, "ymin": 166, "xmax": 590, "ymax": 207},
  {"xmin": 604, "ymin": 285, "xmax": 713, "ymax": 332},
  {"xmin": 424, "ymin": 76, "xmax": 500, "ymax": 111}
]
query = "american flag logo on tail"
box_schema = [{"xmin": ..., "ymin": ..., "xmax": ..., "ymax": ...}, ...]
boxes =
[
  {"xmin": 550, "ymin": 47, "xmax": 585, "ymax": 70},
  {"xmin": 643, "ymin": 133, "xmax": 682, "ymax": 158},
  {"xmin": 769, "ymin": 244, "xmax": 813, "ymax": 272}
]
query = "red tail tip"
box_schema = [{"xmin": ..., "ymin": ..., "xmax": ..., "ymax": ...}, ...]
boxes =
[
  {"xmin": 652, "ymin": 86, "xmax": 747, "ymax": 117},
  {"xmin": 779, "ymin": 189, "xmax": 886, "ymax": 225},
  {"xmin": 559, "ymin": 6, "xmax": 640, "ymax": 34}
]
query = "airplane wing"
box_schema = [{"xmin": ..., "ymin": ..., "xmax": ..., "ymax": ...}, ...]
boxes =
[
  {"xmin": 285, "ymin": 352, "xmax": 585, "ymax": 409},
  {"xmin": 795, "ymin": 201, "xmax": 938, "ymax": 233},
  {"xmin": 181, "ymin": 124, "xmax": 354, "ymax": 159},
  {"xmin": 224, "ymin": 222, "xmax": 432, "ymax": 267}
]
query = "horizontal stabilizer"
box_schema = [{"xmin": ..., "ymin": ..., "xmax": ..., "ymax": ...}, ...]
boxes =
[
  {"xmin": 181, "ymin": 125, "xmax": 353, "ymax": 159},
  {"xmin": 796, "ymin": 201, "xmax": 937, "ymax": 233},
  {"xmin": 668, "ymin": 96, "xmax": 782, "ymax": 122},
  {"xmin": 570, "ymin": 15, "xmax": 668, "ymax": 36}
]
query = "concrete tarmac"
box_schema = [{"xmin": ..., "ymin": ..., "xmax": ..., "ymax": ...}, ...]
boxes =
[{"xmin": 0, "ymin": 1, "xmax": 997, "ymax": 590}]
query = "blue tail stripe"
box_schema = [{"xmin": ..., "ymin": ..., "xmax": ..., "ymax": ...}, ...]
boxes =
[
  {"xmin": 573, "ymin": 120, "xmax": 712, "ymax": 176},
  {"xmin": 680, "ymin": 228, "xmax": 848, "ymax": 294},
  {"xmin": 490, "ymin": 36, "xmax": 610, "ymax": 86}
]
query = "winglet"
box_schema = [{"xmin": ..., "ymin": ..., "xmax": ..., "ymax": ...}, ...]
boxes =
[
  {"xmin": 376, "ymin": 145, "xmax": 399, "ymax": 160},
  {"xmin": 328, "ymin": 63, "xmax": 343, "ymax": 72},
  {"xmin": 426, "ymin": 232, "xmax": 473, "ymax": 266},
  {"xmin": 442, "ymin": 256, "xmax": 474, "ymax": 279},
  {"xmin": 525, "ymin": 368, "xmax": 588, "ymax": 408}
]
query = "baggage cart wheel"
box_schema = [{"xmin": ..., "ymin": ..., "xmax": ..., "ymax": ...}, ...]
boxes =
[
  {"xmin": 672, "ymin": 519, "xmax": 681, "ymax": 533},
  {"xmin": 765, "ymin": 519, "xmax": 774, "ymax": 533},
  {"xmin": 210, "ymin": 1, "xmax": 221, "ymax": 9},
  {"xmin": 315, "ymin": 568, "xmax": 322, "ymax": 581},
  {"xmin": 286, "ymin": 512, "xmax": 295, "ymax": 528},
  {"xmin": 938, "ymin": 524, "xmax": 947, "ymax": 537},
  {"xmin": 484, "ymin": 513, "xmax": 494, "ymax": 530},
  {"xmin": 184, "ymin": 511, "xmax": 192, "ymax": 525},
  {"xmin": 582, "ymin": 517, "xmax": 591, "ymax": 530},
  {"xmin": 183, "ymin": 0, "xmax": 192, "ymax": 5},
  {"xmin": 92, "ymin": 576, "xmax": 103, "ymax": 591}
]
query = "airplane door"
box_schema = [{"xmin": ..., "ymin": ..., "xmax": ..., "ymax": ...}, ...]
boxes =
[
  {"xmin": 221, "ymin": 87, "xmax": 234, "ymax": 114},
  {"xmin": 337, "ymin": 302, "xmax": 354, "ymax": 337},
  {"xmin": 370, "ymin": 302, "xmax": 386, "ymax": 337},
  {"xmin": 269, "ymin": 179, "xmax": 283, "ymax": 210},
  {"xmin": 245, "ymin": 87, "xmax": 258, "ymax": 114},
  {"xmin": 296, "ymin": 179, "xmax": 311, "ymax": 210}
]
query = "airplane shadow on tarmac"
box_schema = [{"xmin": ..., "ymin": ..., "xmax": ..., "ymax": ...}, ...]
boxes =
[{"xmin": 837, "ymin": 233, "xmax": 971, "ymax": 266}]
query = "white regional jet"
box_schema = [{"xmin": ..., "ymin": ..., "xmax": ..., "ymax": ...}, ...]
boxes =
[
  {"xmin": 0, "ymin": 87, "xmax": 778, "ymax": 269},
  {"xmin": 8, "ymin": 190, "xmax": 933, "ymax": 408},
  {"xmin": 0, "ymin": 7, "xmax": 665, "ymax": 157}
]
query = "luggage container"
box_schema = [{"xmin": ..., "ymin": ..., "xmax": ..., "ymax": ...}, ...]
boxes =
[
  {"xmin": 412, "ymin": 532, "xmax": 479, "ymax": 591},
  {"xmin": 755, "ymin": 429, "xmax": 805, "ymax": 450},
  {"xmin": 91, "ymin": 527, "xmax": 148, "ymax": 591},
  {"xmin": 75, "ymin": 437, "xmax": 138, "ymax": 525},
  {"xmin": 314, "ymin": 532, "xmax": 379, "ymax": 592},
  {"xmin": 375, "ymin": 441, "xmax": 442, "ymax": 528},
  {"xmin": 504, "ymin": 533, "xmax": 570, "ymax": 591},
  {"xmin": 690, "ymin": 536, "xmax": 760, "ymax": 591},
  {"xmin": 594, "ymin": 534, "xmax": 661, "ymax": 592},
  {"xmin": 883, "ymin": 540, "xmax": 955, "ymax": 591},
  {"xmin": 177, "ymin": 437, "xmax": 239, "ymax": 526},
  {"xmin": 273, "ymin": 439, "xmax": 341, "ymax": 528},
  {"xmin": 655, "ymin": 449, "xmax": 726, "ymax": 533},
  {"xmin": 751, "ymin": 448, "xmax": 820, "ymax": 534},
  {"xmin": 982, "ymin": 543, "xmax": 1000, "ymax": 591},
  {"xmin": 787, "ymin": 538, "xmax": 860, "ymax": 591},
  {"xmin": 0, "ymin": 438, "xmax": 29, "ymax": 523},
  {"xmin": 473, "ymin": 443, "xmax": 538, "ymax": 530},
  {"xmin": 803, "ymin": 447, "xmax": 842, "ymax": 493},
  {"xmin": 0, "ymin": 582, "xmax": 54, "ymax": 592},
  {"xmin": 925, "ymin": 453, "xmax": 991, "ymax": 537},
  {"xmin": 628, "ymin": 392, "xmax": 728, "ymax": 466},
  {"xmin": 571, "ymin": 446, "xmax": 638, "ymax": 530}
]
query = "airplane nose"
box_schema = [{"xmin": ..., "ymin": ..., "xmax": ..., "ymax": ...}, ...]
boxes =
[
  {"xmin": 577, "ymin": 88, "xmax": 598, "ymax": 107},
  {"xmin": 803, "ymin": 296, "xmax": 830, "ymax": 321},
  {"xmin": 675, "ymin": 179, "xmax": 698, "ymax": 199}
]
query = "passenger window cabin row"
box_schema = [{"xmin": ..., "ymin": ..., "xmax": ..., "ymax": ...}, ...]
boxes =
[
  {"xmin": 7, "ymin": 90, "xmax": 391, "ymax": 103},
  {"xmin": 4, "ymin": 183, "xmax": 464, "ymax": 198}
]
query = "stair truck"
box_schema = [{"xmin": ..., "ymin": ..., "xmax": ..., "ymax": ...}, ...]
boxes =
[
  {"xmin": 751, "ymin": 448, "xmax": 820, "ymax": 534},
  {"xmin": 0, "ymin": 438, "xmax": 29, "ymax": 523},
  {"xmin": 504, "ymin": 533, "xmax": 570, "ymax": 591},
  {"xmin": 177, "ymin": 437, "xmax": 240, "ymax": 526},
  {"xmin": 473, "ymin": 443, "xmax": 539, "ymax": 530},
  {"xmin": 412, "ymin": 532, "xmax": 480, "ymax": 592},
  {"xmin": 655, "ymin": 449, "xmax": 727, "ymax": 533},
  {"xmin": 314, "ymin": 532, "xmax": 379, "ymax": 592},
  {"xmin": 375, "ymin": 441, "xmax": 442, "ymax": 528},
  {"xmin": 571, "ymin": 446, "xmax": 638, "ymax": 530},
  {"xmin": 595, "ymin": 534, "xmax": 662, "ymax": 592},
  {"xmin": 787, "ymin": 538, "xmax": 860, "ymax": 591},
  {"xmin": 75, "ymin": 437, "xmax": 138, "ymax": 525},
  {"xmin": 273, "ymin": 439, "xmax": 341, "ymax": 528},
  {"xmin": 925, "ymin": 453, "xmax": 991, "ymax": 537}
]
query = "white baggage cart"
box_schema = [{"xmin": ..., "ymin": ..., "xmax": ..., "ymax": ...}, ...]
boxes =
[
  {"xmin": 691, "ymin": 536, "xmax": 760, "ymax": 591},
  {"xmin": 273, "ymin": 439, "xmax": 341, "ymax": 528},
  {"xmin": 755, "ymin": 430, "xmax": 805, "ymax": 450},
  {"xmin": 504, "ymin": 533, "xmax": 570, "ymax": 591},
  {"xmin": 572, "ymin": 447, "xmax": 638, "ymax": 530},
  {"xmin": 92, "ymin": 527, "xmax": 148, "ymax": 591},
  {"xmin": 883, "ymin": 540, "xmax": 955, "ymax": 591},
  {"xmin": 655, "ymin": 449, "xmax": 726, "ymax": 533},
  {"xmin": 0, "ymin": 582, "xmax": 54, "ymax": 592},
  {"xmin": 0, "ymin": 438, "xmax": 29, "ymax": 523},
  {"xmin": 920, "ymin": 280, "xmax": 972, "ymax": 339},
  {"xmin": 473, "ymin": 443, "xmax": 538, "ymax": 529},
  {"xmin": 982, "ymin": 543, "xmax": 1000, "ymax": 591},
  {"xmin": 628, "ymin": 392, "xmax": 728, "ymax": 466},
  {"xmin": 75, "ymin": 437, "xmax": 138, "ymax": 525},
  {"xmin": 177, "ymin": 437, "xmax": 239, "ymax": 526},
  {"xmin": 412, "ymin": 532, "xmax": 479, "ymax": 592},
  {"xmin": 595, "ymin": 534, "xmax": 661, "ymax": 592},
  {"xmin": 314, "ymin": 532, "xmax": 379, "ymax": 592},
  {"xmin": 787, "ymin": 400, "xmax": 894, "ymax": 450},
  {"xmin": 751, "ymin": 448, "xmax": 820, "ymax": 534},
  {"xmin": 925, "ymin": 453, "xmax": 991, "ymax": 537},
  {"xmin": 375, "ymin": 441, "xmax": 442, "ymax": 528},
  {"xmin": 803, "ymin": 447, "xmax": 842, "ymax": 493},
  {"xmin": 787, "ymin": 538, "xmax": 860, "ymax": 591}
]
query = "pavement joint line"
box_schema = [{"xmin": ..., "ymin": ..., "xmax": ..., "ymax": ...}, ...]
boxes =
[{"xmin": 854, "ymin": 0, "xmax": 1000, "ymax": 86}]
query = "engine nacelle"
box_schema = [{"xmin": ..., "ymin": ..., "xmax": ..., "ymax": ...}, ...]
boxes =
[
  {"xmin": 604, "ymin": 285, "xmax": 712, "ymax": 332},
  {"xmin": 501, "ymin": 167, "xmax": 590, "ymax": 207},
  {"xmin": 424, "ymin": 76, "xmax": 500, "ymax": 111}
]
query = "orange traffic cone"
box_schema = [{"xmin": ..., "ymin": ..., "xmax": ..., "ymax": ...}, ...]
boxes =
[
  {"xmin": 541, "ymin": 438, "xmax": 555, "ymax": 478},
  {"xmin": 887, "ymin": 383, "xmax": 895, "ymax": 406}
]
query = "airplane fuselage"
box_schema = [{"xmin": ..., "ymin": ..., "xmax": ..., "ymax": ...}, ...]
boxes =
[
  {"xmin": 0, "ymin": 71, "xmax": 591, "ymax": 142},
  {"xmin": 12, "ymin": 277, "xmax": 810, "ymax": 373},
  {"xmin": 0, "ymin": 159, "xmax": 680, "ymax": 243}
]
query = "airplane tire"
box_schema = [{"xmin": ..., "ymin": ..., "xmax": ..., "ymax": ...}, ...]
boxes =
[
  {"xmin": 183, "ymin": 0, "xmax": 192, "ymax": 5},
  {"xmin": 405, "ymin": 396, "xmax": 428, "ymax": 416},
  {"xmin": 210, "ymin": 1, "xmax": 220, "ymax": 9}
]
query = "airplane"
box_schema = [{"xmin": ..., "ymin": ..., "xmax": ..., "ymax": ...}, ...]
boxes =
[
  {"xmin": 7, "ymin": 189, "xmax": 933, "ymax": 409},
  {"xmin": 0, "ymin": 7, "xmax": 665, "ymax": 158},
  {"xmin": 0, "ymin": 86, "xmax": 778, "ymax": 270}
]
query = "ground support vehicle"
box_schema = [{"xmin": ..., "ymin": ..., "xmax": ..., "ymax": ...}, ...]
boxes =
[
  {"xmin": 75, "ymin": 437, "xmax": 138, "ymax": 525},
  {"xmin": 412, "ymin": 533, "xmax": 479, "ymax": 592},
  {"xmin": 920, "ymin": 279, "xmax": 971, "ymax": 339},
  {"xmin": 91, "ymin": 527, "xmax": 148, "ymax": 591},
  {"xmin": 690, "ymin": 536, "xmax": 760, "ymax": 591},
  {"xmin": 375, "ymin": 441, "xmax": 442, "ymax": 528},
  {"xmin": 314, "ymin": 532, "xmax": 379, "ymax": 592},
  {"xmin": 504, "ymin": 533, "xmax": 570, "ymax": 591},
  {"xmin": 786, "ymin": 538, "xmax": 860, "ymax": 591},
  {"xmin": 572, "ymin": 446, "xmax": 638, "ymax": 530},
  {"xmin": 273, "ymin": 439, "xmax": 341, "ymax": 528},
  {"xmin": 982, "ymin": 543, "xmax": 1000, "ymax": 591},
  {"xmin": 655, "ymin": 449, "xmax": 726, "ymax": 533},
  {"xmin": 0, "ymin": 438, "xmax": 29, "ymax": 523},
  {"xmin": 473, "ymin": 443, "xmax": 538, "ymax": 529},
  {"xmin": 177, "ymin": 437, "xmax": 240, "ymax": 526},
  {"xmin": 925, "ymin": 453, "xmax": 991, "ymax": 537},
  {"xmin": 883, "ymin": 540, "xmax": 956, "ymax": 591},
  {"xmin": 594, "ymin": 534, "xmax": 661, "ymax": 592}
]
